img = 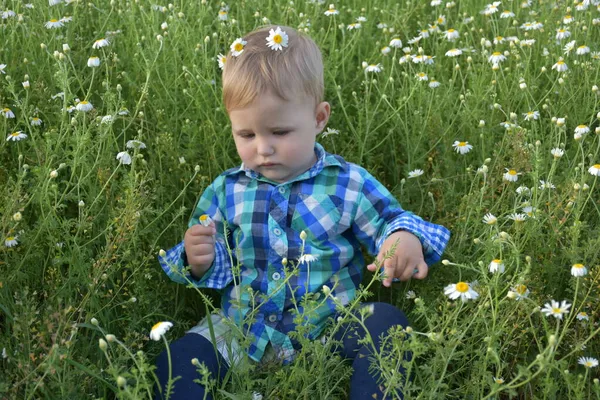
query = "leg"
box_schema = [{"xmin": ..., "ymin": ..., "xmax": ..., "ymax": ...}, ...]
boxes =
[
  {"xmin": 329, "ymin": 302, "xmax": 412, "ymax": 400},
  {"xmin": 155, "ymin": 333, "xmax": 229, "ymax": 400}
]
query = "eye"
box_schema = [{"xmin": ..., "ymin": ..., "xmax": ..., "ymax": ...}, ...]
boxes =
[
  {"xmin": 273, "ymin": 130, "xmax": 290, "ymax": 136},
  {"xmin": 239, "ymin": 133, "xmax": 254, "ymax": 139}
]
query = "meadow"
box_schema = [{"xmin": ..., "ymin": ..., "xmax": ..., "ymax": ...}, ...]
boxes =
[{"xmin": 1, "ymin": 0, "xmax": 600, "ymax": 398}]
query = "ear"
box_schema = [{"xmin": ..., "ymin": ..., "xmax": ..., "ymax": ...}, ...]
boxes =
[{"xmin": 315, "ymin": 101, "xmax": 331, "ymax": 133}]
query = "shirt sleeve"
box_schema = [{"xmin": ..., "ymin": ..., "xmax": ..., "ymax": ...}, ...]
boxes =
[
  {"xmin": 158, "ymin": 176, "xmax": 236, "ymax": 289},
  {"xmin": 350, "ymin": 169, "xmax": 451, "ymax": 266}
]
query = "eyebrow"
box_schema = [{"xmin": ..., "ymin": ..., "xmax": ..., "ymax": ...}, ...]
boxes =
[{"xmin": 233, "ymin": 127, "xmax": 294, "ymax": 134}]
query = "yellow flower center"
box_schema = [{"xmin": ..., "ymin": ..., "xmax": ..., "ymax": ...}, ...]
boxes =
[
  {"xmin": 492, "ymin": 259, "xmax": 502, "ymax": 264},
  {"xmin": 50, "ymin": 19, "xmax": 58, "ymax": 23},
  {"xmin": 572, "ymin": 263, "xmax": 584, "ymax": 269},
  {"xmin": 80, "ymin": 101, "xmax": 88, "ymax": 105},
  {"xmin": 585, "ymin": 361, "xmax": 593, "ymax": 367},
  {"xmin": 458, "ymin": 141, "xmax": 467, "ymax": 146},
  {"xmin": 455, "ymin": 282, "xmax": 469, "ymax": 293},
  {"xmin": 559, "ymin": 29, "xmax": 565, "ymax": 33},
  {"xmin": 10, "ymin": 132, "xmax": 19, "ymax": 137},
  {"xmin": 557, "ymin": 61, "xmax": 565, "ymax": 65},
  {"xmin": 219, "ymin": 10, "xmax": 227, "ymax": 15},
  {"xmin": 508, "ymin": 169, "xmax": 517, "ymax": 175},
  {"xmin": 234, "ymin": 43, "xmax": 243, "ymax": 52},
  {"xmin": 199, "ymin": 215, "xmax": 209, "ymax": 222},
  {"xmin": 447, "ymin": 29, "xmax": 455, "ymax": 33},
  {"xmin": 273, "ymin": 34, "xmax": 282, "ymax": 44},
  {"xmin": 6, "ymin": 236, "xmax": 14, "ymax": 240},
  {"xmin": 580, "ymin": 312, "xmax": 588, "ymax": 316},
  {"xmin": 552, "ymin": 307, "xmax": 561, "ymax": 314},
  {"xmin": 577, "ymin": 125, "xmax": 586, "ymax": 129},
  {"xmin": 418, "ymin": 73, "xmax": 426, "ymax": 77},
  {"xmin": 496, "ymin": 36, "xmax": 503, "ymax": 40},
  {"xmin": 2, "ymin": 108, "xmax": 9, "ymax": 112},
  {"xmin": 492, "ymin": 52, "xmax": 501, "ymax": 56},
  {"xmin": 578, "ymin": 45, "xmax": 586, "ymax": 49},
  {"xmin": 593, "ymin": 164, "xmax": 600, "ymax": 169},
  {"xmin": 151, "ymin": 322, "xmax": 162, "ymax": 331},
  {"xmin": 515, "ymin": 284, "xmax": 527, "ymax": 295}
]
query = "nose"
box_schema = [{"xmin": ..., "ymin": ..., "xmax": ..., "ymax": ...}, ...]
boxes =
[{"xmin": 256, "ymin": 137, "xmax": 274, "ymax": 156}]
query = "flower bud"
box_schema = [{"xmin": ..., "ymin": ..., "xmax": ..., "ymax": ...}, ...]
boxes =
[
  {"xmin": 12, "ymin": 212, "xmax": 22, "ymax": 221},
  {"xmin": 105, "ymin": 334, "xmax": 116, "ymax": 342},
  {"xmin": 78, "ymin": 200, "xmax": 85, "ymax": 207},
  {"xmin": 91, "ymin": 317, "xmax": 99, "ymax": 326},
  {"xmin": 50, "ymin": 170, "xmax": 58, "ymax": 179},
  {"xmin": 442, "ymin": 259, "xmax": 450, "ymax": 265},
  {"xmin": 300, "ymin": 230, "xmax": 307, "ymax": 241},
  {"xmin": 282, "ymin": 258, "xmax": 288, "ymax": 266},
  {"xmin": 159, "ymin": 249, "xmax": 166, "ymax": 258},
  {"xmin": 479, "ymin": 120, "xmax": 486, "ymax": 127},
  {"xmin": 405, "ymin": 326, "xmax": 413, "ymax": 333},
  {"xmin": 99, "ymin": 338, "xmax": 108, "ymax": 351},
  {"xmin": 548, "ymin": 335, "xmax": 556, "ymax": 346},
  {"xmin": 117, "ymin": 376, "xmax": 126, "ymax": 388}
]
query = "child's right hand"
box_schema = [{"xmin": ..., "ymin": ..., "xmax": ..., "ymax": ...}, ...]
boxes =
[{"xmin": 184, "ymin": 221, "xmax": 217, "ymax": 279}]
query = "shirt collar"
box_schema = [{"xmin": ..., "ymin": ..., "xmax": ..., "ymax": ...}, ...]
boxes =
[{"xmin": 226, "ymin": 142, "xmax": 346, "ymax": 183}]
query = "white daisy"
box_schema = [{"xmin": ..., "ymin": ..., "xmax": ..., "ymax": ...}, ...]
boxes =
[
  {"xmin": 45, "ymin": 19, "xmax": 64, "ymax": 29},
  {"xmin": 444, "ymin": 28, "xmax": 460, "ymax": 41},
  {"xmin": 116, "ymin": 151, "xmax": 132, "ymax": 165},
  {"xmin": 6, "ymin": 131, "xmax": 27, "ymax": 141},
  {"xmin": 452, "ymin": 141, "xmax": 473, "ymax": 154},
  {"xmin": 522, "ymin": 206, "xmax": 536, "ymax": 218},
  {"xmin": 503, "ymin": 168, "xmax": 520, "ymax": 182},
  {"xmin": 126, "ymin": 140, "xmax": 147, "ymax": 149},
  {"xmin": 101, "ymin": 115, "xmax": 114, "ymax": 124},
  {"xmin": 589, "ymin": 164, "xmax": 600, "ymax": 176},
  {"xmin": 0, "ymin": 64, "xmax": 6, "ymax": 74},
  {"xmin": 30, "ymin": 117, "xmax": 43, "ymax": 126},
  {"xmin": 576, "ymin": 312, "xmax": 589, "ymax": 321},
  {"xmin": 321, "ymin": 127, "xmax": 340, "ymax": 138},
  {"xmin": 381, "ymin": 46, "xmax": 391, "ymax": 55},
  {"xmin": 508, "ymin": 284, "xmax": 529, "ymax": 300},
  {"xmin": 555, "ymin": 28, "xmax": 571, "ymax": 41},
  {"xmin": 266, "ymin": 27, "xmax": 289, "ymax": 51},
  {"xmin": 324, "ymin": 4, "xmax": 339, "ymax": 16},
  {"xmin": 4, "ymin": 235, "xmax": 18, "ymax": 247},
  {"xmin": 445, "ymin": 48, "xmax": 462, "ymax": 57},
  {"xmin": 523, "ymin": 111, "xmax": 539, "ymax": 121},
  {"xmin": 429, "ymin": 79, "xmax": 441, "ymax": 88},
  {"xmin": 578, "ymin": 357, "xmax": 599, "ymax": 368},
  {"xmin": 230, "ymin": 38, "xmax": 247, "ymax": 57},
  {"xmin": 489, "ymin": 259, "xmax": 505, "ymax": 274},
  {"xmin": 92, "ymin": 38, "xmax": 110, "ymax": 49},
  {"xmin": 508, "ymin": 213, "xmax": 527, "ymax": 222},
  {"xmin": 563, "ymin": 15, "xmax": 574, "ymax": 24},
  {"xmin": 575, "ymin": 125, "xmax": 590, "ymax": 135},
  {"xmin": 540, "ymin": 299, "xmax": 571, "ymax": 319},
  {"xmin": 149, "ymin": 321, "xmax": 173, "ymax": 341},
  {"xmin": 76, "ymin": 101, "xmax": 93, "ymax": 112},
  {"xmin": 216, "ymin": 53, "xmax": 227, "ymax": 70},
  {"xmin": 299, "ymin": 254, "xmax": 319, "ymax": 265},
  {"xmin": 405, "ymin": 290, "xmax": 416, "ymax": 299},
  {"xmin": 389, "ymin": 38, "xmax": 403, "ymax": 48},
  {"xmin": 415, "ymin": 72, "xmax": 428, "ymax": 81},
  {"xmin": 198, "ymin": 214, "xmax": 213, "ymax": 227},
  {"xmin": 500, "ymin": 10, "xmax": 515, "ymax": 18},
  {"xmin": 539, "ymin": 180, "xmax": 555, "ymax": 190},
  {"xmin": 482, "ymin": 213, "xmax": 497, "ymax": 225},
  {"xmin": 87, "ymin": 56, "xmax": 100, "ymax": 67},
  {"xmin": 444, "ymin": 281, "xmax": 479, "ymax": 302},
  {"xmin": 218, "ymin": 9, "xmax": 228, "ymax": 21},
  {"xmin": 552, "ymin": 59, "xmax": 568, "ymax": 72},
  {"xmin": 488, "ymin": 52, "xmax": 506, "ymax": 64},
  {"xmin": 365, "ymin": 63, "xmax": 382, "ymax": 73},
  {"xmin": 347, "ymin": 23, "xmax": 361, "ymax": 30},
  {"xmin": 550, "ymin": 148, "xmax": 564, "ymax": 158},
  {"xmin": 571, "ymin": 263, "xmax": 587, "ymax": 277},
  {"xmin": 408, "ymin": 169, "xmax": 424, "ymax": 178},
  {"xmin": 576, "ymin": 45, "xmax": 590, "ymax": 55},
  {"xmin": 1, "ymin": 108, "xmax": 15, "ymax": 118}
]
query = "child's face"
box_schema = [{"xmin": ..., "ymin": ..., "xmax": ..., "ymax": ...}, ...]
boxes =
[{"xmin": 229, "ymin": 90, "xmax": 330, "ymax": 184}]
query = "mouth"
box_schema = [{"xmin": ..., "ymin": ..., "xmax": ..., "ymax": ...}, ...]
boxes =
[{"xmin": 261, "ymin": 163, "xmax": 279, "ymax": 167}]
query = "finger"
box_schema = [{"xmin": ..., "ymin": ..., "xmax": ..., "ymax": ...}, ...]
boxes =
[
  {"xmin": 399, "ymin": 261, "xmax": 415, "ymax": 282},
  {"xmin": 413, "ymin": 261, "xmax": 428, "ymax": 279},
  {"xmin": 382, "ymin": 257, "xmax": 396, "ymax": 287},
  {"xmin": 189, "ymin": 224, "xmax": 216, "ymax": 236},
  {"xmin": 367, "ymin": 250, "xmax": 385, "ymax": 272}
]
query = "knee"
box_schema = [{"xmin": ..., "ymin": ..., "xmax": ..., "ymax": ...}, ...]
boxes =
[{"xmin": 369, "ymin": 302, "xmax": 410, "ymax": 329}]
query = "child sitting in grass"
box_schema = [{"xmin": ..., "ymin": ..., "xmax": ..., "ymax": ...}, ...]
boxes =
[{"xmin": 156, "ymin": 25, "xmax": 450, "ymax": 399}]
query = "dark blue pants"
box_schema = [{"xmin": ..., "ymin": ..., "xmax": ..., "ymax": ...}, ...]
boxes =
[{"xmin": 155, "ymin": 302, "xmax": 411, "ymax": 399}]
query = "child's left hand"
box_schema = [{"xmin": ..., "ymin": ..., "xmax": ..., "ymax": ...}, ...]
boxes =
[{"xmin": 366, "ymin": 230, "xmax": 428, "ymax": 287}]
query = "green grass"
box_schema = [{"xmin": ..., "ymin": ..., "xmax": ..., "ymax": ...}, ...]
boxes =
[{"xmin": 1, "ymin": 0, "xmax": 600, "ymax": 398}]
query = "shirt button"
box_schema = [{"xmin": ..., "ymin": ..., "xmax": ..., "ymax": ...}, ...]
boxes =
[
  {"xmin": 268, "ymin": 314, "xmax": 278, "ymax": 323},
  {"xmin": 278, "ymin": 186, "xmax": 286, "ymax": 194},
  {"xmin": 273, "ymin": 228, "xmax": 282, "ymax": 236},
  {"xmin": 272, "ymin": 272, "xmax": 281, "ymax": 281}
]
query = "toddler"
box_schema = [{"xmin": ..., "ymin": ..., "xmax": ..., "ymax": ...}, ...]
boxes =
[{"xmin": 156, "ymin": 25, "xmax": 450, "ymax": 399}]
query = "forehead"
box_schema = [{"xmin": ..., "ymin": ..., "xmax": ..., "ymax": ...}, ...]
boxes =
[{"xmin": 229, "ymin": 91, "xmax": 314, "ymax": 128}]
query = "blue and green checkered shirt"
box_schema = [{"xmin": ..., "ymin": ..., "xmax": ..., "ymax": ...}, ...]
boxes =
[{"xmin": 159, "ymin": 142, "xmax": 450, "ymax": 364}]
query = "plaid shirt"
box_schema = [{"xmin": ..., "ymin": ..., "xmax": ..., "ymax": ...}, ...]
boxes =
[{"xmin": 159, "ymin": 142, "xmax": 450, "ymax": 364}]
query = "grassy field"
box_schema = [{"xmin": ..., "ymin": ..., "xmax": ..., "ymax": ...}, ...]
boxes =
[{"xmin": 1, "ymin": 0, "xmax": 600, "ymax": 398}]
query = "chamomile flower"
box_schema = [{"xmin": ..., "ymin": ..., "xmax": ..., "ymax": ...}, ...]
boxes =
[
  {"xmin": 508, "ymin": 284, "xmax": 530, "ymax": 300},
  {"xmin": 6, "ymin": 131, "xmax": 27, "ymax": 141},
  {"xmin": 266, "ymin": 27, "xmax": 289, "ymax": 51},
  {"xmin": 538, "ymin": 180, "xmax": 555, "ymax": 190},
  {"xmin": 563, "ymin": 15, "xmax": 574, "ymax": 24},
  {"xmin": 452, "ymin": 141, "xmax": 473, "ymax": 154},
  {"xmin": 500, "ymin": 10, "xmax": 515, "ymax": 18},
  {"xmin": 575, "ymin": 125, "xmax": 589, "ymax": 135},
  {"xmin": 381, "ymin": 46, "xmax": 391, "ymax": 55},
  {"xmin": 30, "ymin": 117, "xmax": 42, "ymax": 126},
  {"xmin": 488, "ymin": 52, "xmax": 506, "ymax": 64},
  {"xmin": 589, "ymin": 164, "xmax": 600, "ymax": 176},
  {"xmin": 299, "ymin": 254, "xmax": 319, "ymax": 265},
  {"xmin": 321, "ymin": 127, "xmax": 340, "ymax": 138},
  {"xmin": 92, "ymin": 38, "xmax": 110, "ymax": 49},
  {"xmin": 578, "ymin": 357, "xmax": 599, "ymax": 368},
  {"xmin": 218, "ymin": 9, "xmax": 228, "ymax": 21},
  {"xmin": 576, "ymin": 45, "xmax": 590, "ymax": 55},
  {"xmin": 199, "ymin": 214, "xmax": 213, "ymax": 227},
  {"xmin": 493, "ymin": 377, "xmax": 505, "ymax": 384},
  {"xmin": 493, "ymin": 36, "xmax": 505, "ymax": 44},
  {"xmin": 149, "ymin": 321, "xmax": 173, "ymax": 341},
  {"xmin": 0, "ymin": 64, "xmax": 6, "ymax": 74},
  {"xmin": 444, "ymin": 281, "xmax": 479, "ymax": 302},
  {"xmin": 503, "ymin": 168, "xmax": 520, "ymax": 182},
  {"xmin": 126, "ymin": 140, "xmax": 147, "ymax": 149},
  {"xmin": 436, "ymin": 15, "xmax": 446, "ymax": 25},
  {"xmin": 550, "ymin": 148, "xmax": 564, "ymax": 158},
  {"xmin": 1, "ymin": 108, "xmax": 15, "ymax": 118},
  {"xmin": 415, "ymin": 72, "xmax": 428, "ymax": 81},
  {"xmin": 324, "ymin": 4, "xmax": 339, "ymax": 16},
  {"xmin": 482, "ymin": 213, "xmax": 497, "ymax": 225},
  {"xmin": 230, "ymin": 38, "xmax": 247, "ymax": 57},
  {"xmin": 116, "ymin": 151, "xmax": 132, "ymax": 165},
  {"xmin": 5, "ymin": 235, "xmax": 18, "ymax": 247},
  {"xmin": 576, "ymin": 312, "xmax": 589, "ymax": 321},
  {"xmin": 523, "ymin": 111, "xmax": 539, "ymax": 121},
  {"xmin": 389, "ymin": 38, "xmax": 403, "ymax": 48},
  {"xmin": 489, "ymin": 259, "xmax": 505, "ymax": 274},
  {"xmin": 552, "ymin": 59, "xmax": 568, "ymax": 72},
  {"xmin": 571, "ymin": 263, "xmax": 587, "ymax": 277},
  {"xmin": 445, "ymin": 48, "xmax": 462, "ymax": 57},
  {"xmin": 347, "ymin": 23, "xmax": 361, "ymax": 30},
  {"xmin": 555, "ymin": 28, "xmax": 571, "ymax": 41},
  {"xmin": 76, "ymin": 101, "xmax": 93, "ymax": 112},
  {"xmin": 408, "ymin": 169, "xmax": 424, "ymax": 178},
  {"xmin": 444, "ymin": 28, "xmax": 459, "ymax": 41},
  {"xmin": 365, "ymin": 63, "xmax": 382, "ymax": 73},
  {"xmin": 405, "ymin": 290, "xmax": 416, "ymax": 299},
  {"xmin": 429, "ymin": 79, "xmax": 440, "ymax": 88},
  {"xmin": 480, "ymin": 2, "xmax": 501, "ymax": 15},
  {"xmin": 87, "ymin": 56, "xmax": 100, "ymax": 67},
  {"xmin": 541, "ymin": 300, "xmax": 571, "ymax": 319},
  {"xmin": 508, "ymin": 213, "xmax": 527, "ymax": 222},
  {"xmin": 216, "ymin": 53, "xmax": 226, "ymax": 70},
  {"xmin": 45, "ymin": 19, "xmax": 64, "ymax": 29}
]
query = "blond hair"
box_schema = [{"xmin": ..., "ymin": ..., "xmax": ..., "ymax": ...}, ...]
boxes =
[{"xmin": 222, "ymin": 26, "xmax": 324, "ymax": 111}]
